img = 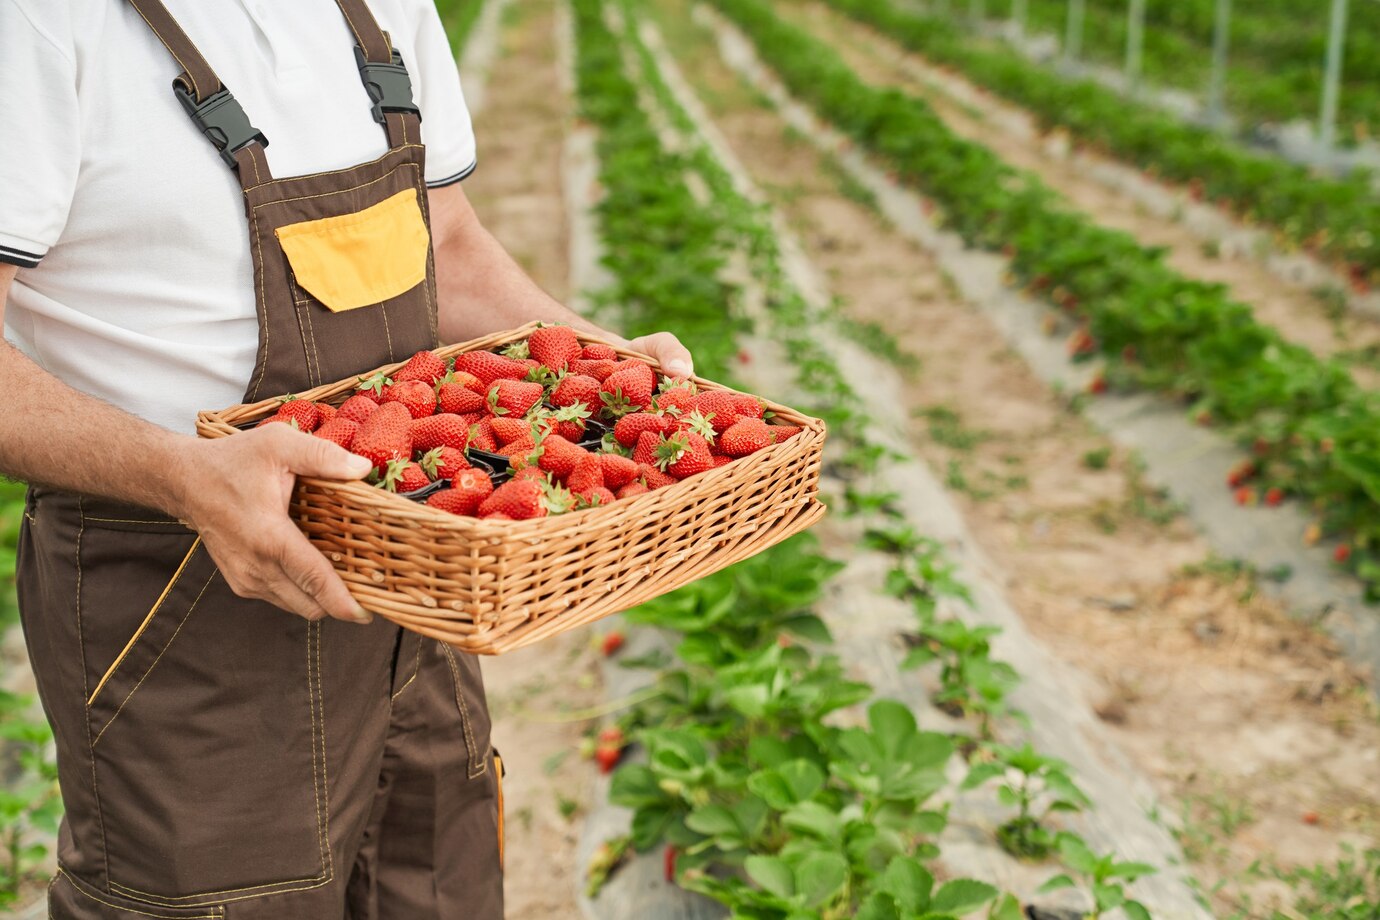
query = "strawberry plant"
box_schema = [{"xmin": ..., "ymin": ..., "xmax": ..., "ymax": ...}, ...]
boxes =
[
  {"xmin": 1040, "ymin": 833, "xmax": 1157, "ymax": 920},
  {"xmin": 962, "ymin": 743, "xmax": 1091, "ymax": 859},
  {"xmin": 0, "ymin": 690, "xmax": 60, "ymax": 908}
]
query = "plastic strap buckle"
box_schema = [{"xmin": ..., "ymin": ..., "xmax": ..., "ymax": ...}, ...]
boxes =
[
  {"xmin": 173, "ymin": 84, "xmax": 269, "ymax": 169},
  {"xmin": 355, "ymin": 45, "xmax": 422, "ymax": 125}
]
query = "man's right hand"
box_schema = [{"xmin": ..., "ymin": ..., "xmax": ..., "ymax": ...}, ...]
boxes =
[{"xmin": 175, "ymin": 424, "xmax": 376, "ymax": 625}]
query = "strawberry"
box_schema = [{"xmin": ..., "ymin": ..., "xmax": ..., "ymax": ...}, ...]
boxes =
[
  {"xmin": 535, "ymin": 403, "xmax": 593, "ymax": 442},
  {"xmin": 527, "ymin": 325, "xmax": 583, "ymax": 371},
  {"xmin": 633, "ymin": 430, "xmax": 662, "ymax": 467},
  {"xmin": 655, "ymin": 432, "xmax": 713, "ymax": 479},
  {"xmin": 479, "ymin": 479, "xmax": 548, "ymax": 520},
  {"xmin": 448, "ymin": 369, "xmax": 484, "ymax": 392},
  {"xmin": 731, "ymin": 393, "xmax": 763, "ymax": 419},
  {"xmin": 1234, "ymin": 487, "xmax": 1255, "ymax": 506},
  {"xmin": 410, "ymin": 413, "xmax": 472, "ymax": 452},
  {"xmin": 600, "ymin": 363, "xmax": 655, "ymax": 417},
  {"xmin": 601, "ymin": 631, "xmax": 624, "ymax": 656},
  {"xmin": 384, "ymin": 379, "xmax": 437, "ymax": 419},
  {"xmin": 551, "ymin": 374, "xmax": 602, "ymax": 410},
  {"xmin": 571, "ymin": 358, "xmax": 618, "ymax": 381},
  {"xmin": 356, "ymin": 370, "xmax": 393, "ymax": 403},
  {"xmin": 490, "ymin": 416, "xmax": 534, "ymax": 446},
  {"xmin": 594, "ymin": 745, "xmax": 621, "ymax": 775},
  {"xmin": 581, "ymin": 343, "xmax": 618, "ymax": 360},
  {"xmin": 498, "ymin": 437, "xmax": 539, "ymax": 459},
  {"xmin": 314, "ymin": 402, "xmax": 337, "ymax": 424},
  {"xmin": 580, "ymin": 486, "xmax": 616, "ymax": 507},
  {"xmin": 352, "ymin": 402, "xmax": 413, "ymax": 472},
  {"xmin": 454, "ymin": 351, "xmax": 529, "ymax": 387},
  {"xmin": 468, "ymin": 418, "xmax": 498, "ymax": 452},
  {"xmin": 426, "ymin": 468, "xmax": 495, "ymax": 517},
  {"xmin": 653, "ymin": 386, "xmax": 694, "ymax": 417},
  {"xmin": 337, "ymin": 393, "xmax": 379, "ymax": 424},
  {"xmin": 276, "ymin": 398, "xmax": 321, "ymax": 432},
  {"xmin": 1265, "ymin": 487, "xmax": 1285, "ymax": 507},
  {"xmin": 599, "ymin": 453, "xmax": 639, "ymax": 490},
  {"xmin": 502, "ymin": 340, "xmax": 530, "ymax": 360},
  {"xmin": 382, "ymin": 459, "xmax": 430, "ymax": 494},
  {"xmin": 771, "ymin": 425, "xmax": 802, "ymax": 440},
  {"xmin": 487, "ymin": 379, "xmax": 544, "ymax": 418},
  {"xmin": 419, "ymin": 445, "xmax": 469, "ymax": 480},
  {"xmin": 637, "ymin": 464, "xmax": 676, "ymax": 490},
  {"xmin": 257, "ymin": 416, "xmax": 300, "ymax": 430},
  {"xmin": 513, "ymin": 465, "xmax": 549, "ymax": 483},
  {"xmin": 613, "ymin": 412, "xmax": 670, "ymax": 448},
  {"xmin": 393, "ymin": 349, "xmax": 448, "ymax": 385},
  {"xmin": 690, "ymin": 391, "xmax": 741, "ymax": 435},
  {"xmin": 537, "ymin": 435, "xmax": 589, "ymax": 480},
  {"xmin": 617, "ymin": 481, "xmax": 650, "ymax": 499},
  {"xmin": 711, "ymin": 455, "xmax": 734, "ymax": 468},
  {"xmin": 437, "ymin": 381, "xmax": 486, "ymax": 415},
  {"xmin": 313, "ymin": 416, "xmax": 360, "ymax": 450},
  {"xmin": 567, "ymin": 453, "xmax": 605, "ymax": 496},
  {"xmin": 672, "ymin": 409, "xmax": 717, "ymax": 445},
  {"xmin": 1334, "ymin": 544, "xmax": 1352, "ymax": 564},
  {"xmin": 720, "ymin": 418, "xmax": 776, "ymax": 457}
]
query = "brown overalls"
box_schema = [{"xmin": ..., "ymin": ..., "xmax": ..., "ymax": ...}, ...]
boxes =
[{"xmin": 16, "ymin": 2, "xmax": 502, "ymax": 917}]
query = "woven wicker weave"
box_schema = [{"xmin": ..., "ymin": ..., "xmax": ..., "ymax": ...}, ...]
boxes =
[{"xmin": 196, "ymin": 322, "xmax": 827, "ymax": 654}]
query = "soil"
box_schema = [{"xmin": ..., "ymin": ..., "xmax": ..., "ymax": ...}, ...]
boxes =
[
  {"xmin": 649, "ymin": 1, "xmax": 1380, "ymax": 914},
  {"xmin": 778, "ymin": 0, "xmax": 1380, "ymax": 392}
]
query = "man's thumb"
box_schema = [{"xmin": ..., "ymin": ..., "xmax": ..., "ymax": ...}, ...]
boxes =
[{"xmin": 286, "ymin": 432, "xmax": 373, "ymax": 480}]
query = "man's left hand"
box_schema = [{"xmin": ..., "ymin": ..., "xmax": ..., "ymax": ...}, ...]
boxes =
[{"xmin": 626, "ymin": 331, "xmax": 695, "ymax": 380}]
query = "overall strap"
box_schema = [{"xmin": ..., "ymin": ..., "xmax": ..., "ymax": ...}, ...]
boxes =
[{"xmin": 334, "ymin": 0, "xmax": 425, "ymax": 149}]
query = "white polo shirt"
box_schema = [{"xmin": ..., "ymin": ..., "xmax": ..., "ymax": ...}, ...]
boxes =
[{"xmin": 1, "ymin": 0, "xmax": 477, "ymax": 433}]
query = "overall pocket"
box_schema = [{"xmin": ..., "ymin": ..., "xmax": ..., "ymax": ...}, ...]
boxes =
[{"xmin": 80, "ymin": 523, "xmax": 329, "ymax": 907}]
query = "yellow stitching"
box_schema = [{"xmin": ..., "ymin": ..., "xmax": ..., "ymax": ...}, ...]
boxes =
[
  {"xmin": 390, "ymin": 635, "xmax": 422, "ymax": 700},
  {"xmin": 23, "ymin": 510, "xmax": 35, "ymax": 525},
  {"xmin": 315, "ymin": 619, "xmax": 334, "ymax": 879},
  {"xmin": 58, "ymin": 869, "xmax": 221, "ymax": 919},
  {"xmin": 239, "ymin": 144, "xmax": 424, "ymax": 195},
  {"xmin": 87, "ymin": 538, "xmax": 202, "ymax": 707},
  {"xmin": 82, "ymin": 517, "xmax": 183, "ymax": 525},
  {"xmin": 247, "ymin": 158, "xmax": 417, "ymax": 207},
  {"xmin": 379, "ymin": 298, "xmax": 396, "ymax": 362},
  {"xmin": 306, "ymin": 621, "xmax": 329, "ymax": 876},
  {"xmin": 288, "ymin": 295, "xmax": 320, "ymax": 388},
  {"xmin": 415, "ymin": 176, "xmax": 440, "ymax": 345},
  {"xmin": 441, "ymin": 644, "xmax": 486, "ymax": 778},
  {"xmin": 92, "ymin": 568, "xmax": 214, "ymax": 746},
  {"xmin": 336, "ymin": 2, "xmax": 370, "ymax": 56},
  {"xmin": 300, "ymin": 285, "xmax": 323, "ymax": 386},
  {"xmin": 109, "ymin": 875, "xmax": 328, "ymax": 907},
  {"xmin": 46, "ymin": 871, "xmax": 55, "ymax": 920},
  {"xmin": 126, "ymin": 4, "xmax": 203, "ymax": 101},
  {"xmin": 247, "ymin": 187, "xmax": 270, "ymax": 402},
  {"xmin": 74, "ymin": 498, "xmax": 112, "ymax": 884}
]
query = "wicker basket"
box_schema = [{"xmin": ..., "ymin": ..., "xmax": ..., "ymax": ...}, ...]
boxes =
[{"xmin": 195, "ymin": 323, "xmax": 827, "ymax": 654}]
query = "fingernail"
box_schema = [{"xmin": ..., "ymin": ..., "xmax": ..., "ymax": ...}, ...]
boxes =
[
  {"xmin": 345, "ymin": 455, "xmax": 373, "ymax": 478},
  {"xmin": 352, "ymin": 604, "xmax": 373, "ymax": 625},
  {"xmin": 666, "ymin": 360, "xmax": 692, "ymax": 378}
]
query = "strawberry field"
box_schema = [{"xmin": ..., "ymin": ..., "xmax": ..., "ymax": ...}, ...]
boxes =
[{"xmin": 6, "ymin": 0, "xmax": 1380, "ymax": 918}]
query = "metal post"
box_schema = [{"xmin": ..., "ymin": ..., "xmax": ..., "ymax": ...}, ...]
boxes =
[
  {"xmin": 1064, "ymin": 0, "xmax": 1086, "ymax": 66},
  {"xmin": 1125, "ymin": 0, "xmax": 1146, "ymax": 95},
  {"xmin": 1206, "ymin": 0, "xmax": 1231, "ymax": 126},
  {"xmin": 1319, "ymin": 0, "xmax": 1349, "ymax": 152},
  {"xmin": 1012, "ymin": 0, "xmax": 1027, "ymax": 37}
]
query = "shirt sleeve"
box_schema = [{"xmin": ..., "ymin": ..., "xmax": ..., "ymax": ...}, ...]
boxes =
[
  {"xmin": 404, "ymin": 0, "xmax": 478, "ymax": 187},
  {"xmin": 0, "ymin": 1, "xmax": 80, "ymax": 267}
]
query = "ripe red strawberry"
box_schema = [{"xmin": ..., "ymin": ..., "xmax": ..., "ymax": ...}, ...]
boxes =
[
  {"xmin": 314, "ymin": 402, "xmax": 337, "ymax": 424},
  {"xmin": 479, "ymin": 479, "xmax": 548, "ymax": 520},
  {"xmin": 490, "ymin": 416, "xmax": 534, "ymax": 446},
  {"xmin": 601, "ymin": 363, "xmax": 655, "ymax": 416},
  {"xmin": 672, "ymin": 409, "xmax": 717, "ymax": 445},
  {"xmin": 656, "ymin": 432, "xmax": 713, "ymax": 479},
  {"xmin": 637, "ymin": 464, "xmax": 676, "ymax": 490},
  {"xmin": 664, "ymin": 846, "xmax": 678, "ymax": 883},
  {"xmin": 410, "ymin": 413, "xmax": 472, "ymax": 452},
  {"xmin": 720, "ymin": 418, "xmax": 775, "ymax": 457},
  {"xmin": 581, "ymin": 486, "xmax": 616, "ymax": 507},
  {"xmin": 537, "ymin": 435, "xmax": 589, "ymax": 480},
  {"xmin": 712, "ymin": 455, "xmax": 734, "ymax": 468},
  {"xmin": 313, "ymin": 417, "xmax": 360, "ymax": 450},
  {"xmin": 437, "ymin": 381, "xmax": 486, "ymax": 415},
  {"xmin": 257, "ymin": 415, "xmax": 300, "ymax": 430},
  {"xmin": 1234, "ymin": 486, "xmax": 1255, "ymax": 506},
  {"xmin": 691, "ymin": 391, "xmax": 741, "ymax": 435},
  {"xmin": 1334, "ymin": 544, "xmax": 1352, "ymax": 564},
  {"xmin": 337, "ymin": 393, "xmax": 379, "ymax": 424},
  {"xmin": 1265, "ymin": 487, "xmax": 1285, "ymax": 507},
  {"xmin": 731, "ymin": 393, "xmax": 764, "ymax": 419},
  {"xmin": 419, "ymin": 445, "xmax": 469, "ymax": 480},
  {"xmin": 567, "ymin": 453, "xmax": 605, "ymax": 496},
  {"xmin": 594, "ymin": 745, "xmax": 621, "ymax": 775},
  {"xmin": 498, "ymin": 437, "xmax": 539, "ymax": 459},
  {"xmin": 384, "ymin": 379, "xmax": 437, "ymax": 419},
  {"xmin": 448, "ymin": 369, "xmax": 484, "ymax": 392},
  {"xmin": 382, "ymin": 459, "xmax": 430, "ymax": 494},
  {"xmin": 633, "ymin": 430, "xmax": 662, "ymax": 467},
  {"xmin": 599, "ymin": 453, "xmax": 638, "ymax": 490},
  {"xmin": 571, "ymin": 358, "xmax": 618, "ymax": 381},
  {"xmin": 551, "ymin": 374, "xmax": 602, "ymax": 410},
  {"xmin": 487, "ymin": 379, "xmax": 544, "ymax": 418},
  {"xmin": 601, "ymin": 631, "xmax": 624, "ymax": 656},
  {"xmin": 356, "ymin": 370, "xmax": 393, "ymax": 403},
  {"xmin": 527, "ymin": 325, "xmax": 583, "ymax": 371},
  {"xmin": 772, "ymin": 425, "xmax": 802, "ymax": 440},
  {"xmin": 581, "ymin": 343, "xmax": 618, "ymax": 360},
  {"xmin": 426, "ymin": 469, "xmax": 495, "ymax": 517},
  {"xmin": 352, "ymin": 402, "xmax": 413, "ymax": 472},
  {"xmin": 613, "ymin": 412, "xmax": 670, "ymax": 448},
  {"xmin": 454, "ymin": 351, "xmax": 529, "ymax": 387},
  {"xmin": 276, "ymin": 398, "xmax": 321, "ymax": 432},
  {"xmin": 617, "ymin": 481, "xmax": 649, "ymax": 499},
  {"xmin": 468, "ymin": 418, "xmax": 498, "ymax": 452},
  {"xmin": 393, "ymin": 349, "xmax": 448, "ymax": 385},
  {"xmin": 654, "ymin": 386, "xmax": 695, "ymax": 417}
]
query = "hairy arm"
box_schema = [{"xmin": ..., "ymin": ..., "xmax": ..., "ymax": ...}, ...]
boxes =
[
  {"xmin": 429, "ymin": 182, "xmax": 694, "ymax": 377},
  {"xmin": 0, "ymin": 263, "xmax": 372, "ymax": 625}
]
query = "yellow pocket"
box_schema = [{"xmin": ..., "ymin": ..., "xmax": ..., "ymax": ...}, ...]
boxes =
[{"xmin": 275, "ymin": 188, "xmax": 430, "ymax": 312}]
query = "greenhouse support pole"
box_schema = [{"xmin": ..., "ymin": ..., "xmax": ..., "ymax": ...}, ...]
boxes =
[
  {"xmin": 1206, "ymin": 0, "xmax": 1231, "ymax": 127},
  {"xmin": 1319, "ymin": 0, "xmax": 1349, "ymax": 152},
  {"xmin": 1064, "ymin": 0, "xmax": 1085, "ymax": 66},
  {"xmin": 1125, "ymin": 0, "xmax": 1147, "ymax": 95},
  {"xmin": 1012, "ymin": 0, "xmax": 1027, "ymax": 37}
]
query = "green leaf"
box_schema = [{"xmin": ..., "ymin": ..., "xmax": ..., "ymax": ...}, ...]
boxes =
[
  {"xmin": 1122, "ymin": 901, "xmax": 1152, "ymax": 920},
  {"xmin": 1093, "ymin": 882, "xmax": 1126, "ymax": 910},
  {"xmin": 960, "ymin": 762, "xmax": 1006, "ymax": 790},
  {"xmin": 745, "ymin": 855, "xmax": 796, "ymax": 900},
  {"xmin": 877, "ymin": 856, "xmax": 935, "ymax": 911},
  {"xmin": 1108, "ymin": 861, "xmax": 1158, "ymax": 882},
  {"xmin": 1057, "ymin": 833, "xmax": 1099, "ymax": 874},
  {"xmin": 1037, "ymin": 874, "xmax": 1077, "ymax": 893},
  {"xmin": 930, "ymin": 879, "xmax": 999, "ymax": 914},
  {"xmin": 684, "ymin": 804, "xmax": 740, "ymax": 838},
  {"xmin": 868, "ymin": 700, "xmax": 918, "ymax": 755},
  {"xmin": 795, "ymin": 851, "xmax": 849, "ymax": 908},
  {"xmin": 988, "ymin": 893, "xmax": 1024, "ymax": 920}
]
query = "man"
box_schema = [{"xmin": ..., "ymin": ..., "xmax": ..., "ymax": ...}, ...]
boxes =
[{"xmin": 0, "ymin": 0, "xmax": 692, "ymax": 917}]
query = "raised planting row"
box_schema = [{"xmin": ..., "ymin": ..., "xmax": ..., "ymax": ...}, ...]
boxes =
[
  {"xmin": 571, "ymin": 0, "xmax": 1167, "ymax": 916},
  {"xmin": 815, "ymin": 0, "xmax": 1380, "ymax": 286},
  {"xmin": 717, "ymin": 0, "xmax": 1380, "ymax": 600}
]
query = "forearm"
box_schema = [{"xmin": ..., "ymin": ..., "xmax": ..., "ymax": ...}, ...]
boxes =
[{"xmin": 0, "ymin": 340, "xmax": 194, "ymax": 515}]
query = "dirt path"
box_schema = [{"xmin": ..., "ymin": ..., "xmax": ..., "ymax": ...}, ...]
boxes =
[
  {"xmin": 776, "ymin": 0, "xmax": 1380, "ymax": 390},
  {"xmin": 462, "ymin": 2, "xmax": 600, "ymax": 917},
  {"xmin": 651, "ymin": 1, "xmax": 1380, "ymax": 913}
]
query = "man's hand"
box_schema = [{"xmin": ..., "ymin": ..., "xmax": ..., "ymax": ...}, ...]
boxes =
[
  {"xmin": 626, "ymin": 332, "xmax": 695, "ymax": 379},
  {"xmin": 175, "ymin": 425, "xmax": 375, "ymax": 625}
]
